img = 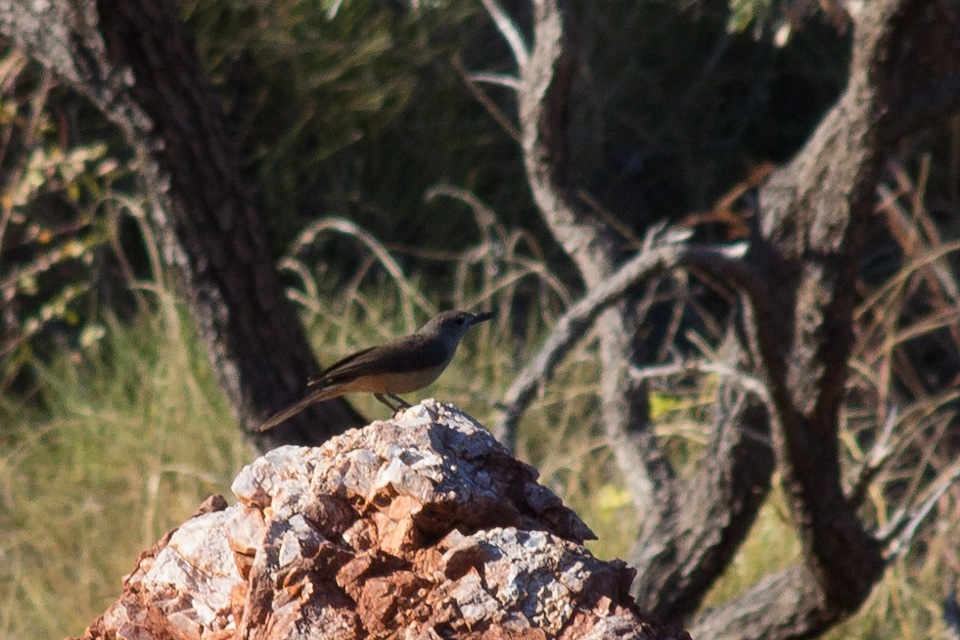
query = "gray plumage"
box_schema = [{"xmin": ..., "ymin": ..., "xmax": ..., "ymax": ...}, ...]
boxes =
[{"xmin": 256, "ymin": 310, "xmax": 493, "ymax": 432}]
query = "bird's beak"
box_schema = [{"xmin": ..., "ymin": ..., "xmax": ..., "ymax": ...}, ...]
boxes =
[{"xmin": 471, "ymin": 311, "xmax": 495, "ymax": 325}]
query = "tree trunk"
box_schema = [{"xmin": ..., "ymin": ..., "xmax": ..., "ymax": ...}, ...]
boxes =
[
  {"xmin": 693, "ymin": 1, "xmax": 960, "ymax": 636},
  {"xmin": 488, "ymin": 0, "xmax": 960, "ymax": 637},
  {"xmin": 513, "ymin": 0, "xmax": 774, "ymax": 624},
  {"xmin": 0, "ymin": 0, "xmax": 365, "ymax": 447}
]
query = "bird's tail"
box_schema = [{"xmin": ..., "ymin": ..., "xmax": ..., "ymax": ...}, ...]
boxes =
[{"xmin": 256, "ymin": 385, "xmax": 344, "ymax": 432}]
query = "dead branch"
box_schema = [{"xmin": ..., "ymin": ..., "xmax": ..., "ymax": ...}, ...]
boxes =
[{"xmin": 494, "ymin": 233, "xmax": 747, "ymax": 451}]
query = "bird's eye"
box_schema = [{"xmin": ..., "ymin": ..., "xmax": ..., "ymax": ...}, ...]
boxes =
[{"xmin": 456, "ymin": 317, "xmax": 466, "ymax": 325}]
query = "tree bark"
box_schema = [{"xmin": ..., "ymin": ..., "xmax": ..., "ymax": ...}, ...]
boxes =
[
  {"xmin": 490, "ymin": 0, "xmax": 960, "ymax": 637},
  {"xmin": 749, "ymin": 0, "xmax": 909, "ymax": 613},
  {"xmin": 693, "ymin": 1, "xmax": 960, "ymax": 636},
  {"xmin": 519, "ymin": 0, "xmax": 676, "ymax": 526},
  {"xmin": 507, "ymin": 0, "xmax": 777, "ymax": 624},
  {"xmin": 630, "ymin": 352, "xmax": 774, "ymax": 622},
  {"xmin": 0, "ymin": 0, "xmax": 365, "ymax": 447}
]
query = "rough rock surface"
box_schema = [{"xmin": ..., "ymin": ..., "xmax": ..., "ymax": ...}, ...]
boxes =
[{"xmin": 72, "ymin": 400, "xmax": 691, "ymax": 640}]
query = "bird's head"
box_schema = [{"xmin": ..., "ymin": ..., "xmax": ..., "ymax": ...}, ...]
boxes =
[{"xmin": 422, "ymin": 310, "xmax": 494, "ymax": 345}]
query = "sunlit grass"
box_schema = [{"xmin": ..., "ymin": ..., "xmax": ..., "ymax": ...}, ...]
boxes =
[
  {"xmin": 1, "ymin": 279, "xmax": 956, "ymax": 640},
  {"xmin": 699, "ymin": 472, "xmax": 960, "ymax": 640},
  {"xmin": 0, "ymin": 298, "xmax": 252, "ymax": 639},
  {"xmin": 701, "ymin": 482, "xmax": 802, "ymax": 606}
]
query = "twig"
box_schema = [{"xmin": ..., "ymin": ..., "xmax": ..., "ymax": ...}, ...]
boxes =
[
  {"xmin": 290, "ymin": 217, "xmax": 434, "ymax": 327},
  {"xmin": 479, "ymin": 0, "xmax": 529, "ymax": 69},
  {"xmin": 846, "ymin": 405, "xmax": 898, "ymax": 506},
  {"xmin": 468, "ymin": 72, "xmax": 522, "ymax": 91},
  {"xmin": 628, "ymin": 360, "xmax": 773, "ymax": 409},
  {"xmin": 451, "ymin": 57, "xmax": 521, "ymax": 142},
  {"xmin": 880, "ymin": 456, "xmax": 960, "ymax": 559},
  {"xmin": 494, "ymin": 233, "xmax": 748, "ymax": 449}
]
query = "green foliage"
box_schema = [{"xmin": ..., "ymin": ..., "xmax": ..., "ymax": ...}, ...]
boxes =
[
  {"xmin": 0, "ymin": 52, "xmax": 132, "ymax": 393},
  {"xmin": 702, "ymin": 486, "xmax": 801, "ymax": 604},
  {"xmin": 726, "ymin": 0, "xmax": 774, "ymax": 34},
  {"xmin": 529, "ymin": 2, "xmax": 848, "ymax": 235},
  {"xmin": 178, "ymin": 0, "xmax": 854, "ymax": 261},
  {"xmin": 180, "ymin": 0, "xmax": 527, "ymax": 255}
]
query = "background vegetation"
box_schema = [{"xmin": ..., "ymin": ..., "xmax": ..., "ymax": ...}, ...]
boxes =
[{"xmin": 1, "ymin": 0, "xmax": 958, "ymax": 638}]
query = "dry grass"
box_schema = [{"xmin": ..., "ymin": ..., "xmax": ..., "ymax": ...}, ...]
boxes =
[
  {"xmin": 1, "ymin": 142, "xmax": 959, "ymax": 639},
  {"xmin": 0, "ymin": 295, "xmax": 252, "ymax": 639},
  {"xmin": 3, "ymin": 188, "xmax": 960, "ymax": 638}
]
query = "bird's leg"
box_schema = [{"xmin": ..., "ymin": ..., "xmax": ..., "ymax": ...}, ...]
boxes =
[
  {"xmin": 387, "ymin": 393, "xmax": 412, "ymax": 409},
  {"xmin": 374, "ymin": 393, "xmax": 410, "ymax": 413},
  {"xmin": 389, "ymin": 394, "xmax": 414, "ymax": 419},
  {"xmin": 374, "ymin": 393, "xmax": 398, "ymax": 411}
]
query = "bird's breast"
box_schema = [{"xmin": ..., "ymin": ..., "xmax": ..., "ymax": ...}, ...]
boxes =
[{"xmin": 337, "ymin": 363, "xmax": 450, "ymax": 394}]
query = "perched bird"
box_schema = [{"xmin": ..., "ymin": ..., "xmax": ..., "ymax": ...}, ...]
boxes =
[{"xmin": 256, "ymin": 310, "xmax": 494, "ymax": 432}]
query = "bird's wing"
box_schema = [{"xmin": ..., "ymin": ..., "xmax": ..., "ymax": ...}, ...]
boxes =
[
  {"xmin": 256, "ymin": 385, "xmax": 344, "ymax": 432},
  {"xmin": 309, "ymin": 334, "xmax": 450, "ymax": 387},
  {"xmin": 308, "ymin": 345, "xmax": 378, "ymax": 386}
]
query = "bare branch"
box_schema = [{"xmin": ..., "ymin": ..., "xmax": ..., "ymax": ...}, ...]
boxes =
[
  {"xmin": 468, "ymin": 72, "xmax": 522, "ymax": 91},
  {"xmin": 629, "ymin": 360, "xmax": 773, "ymax": 410},
  {"xmin": 692, "ymin": 565, "xmax": 840, "ymax": 640},
  {"xmin": 479, "ymin": 0, "xmax": 529, "ymax": 69},
  {"xmin": 493, "ymin": 237, "xmax": 747, "ymax": 450},
  {"xmin": 846, "ymin": 405, "xmax": 899, "ymax": 506},
  {"xmin": 880, "ymin": 457, "xmax": 960, "ymax": 557},
  {"xmin": 452, "ymin": 56, "xmax": 522, "ymax": 141},
  {"xmin": 631, "ymin": 385, "xmax": 774, "ymax": 620},
  {"xmin": 739, "ymin": 0, "xmax": 920, "ymax": 615}
]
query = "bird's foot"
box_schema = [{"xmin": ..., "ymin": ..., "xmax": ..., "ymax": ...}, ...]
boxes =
[{"xmin": 375, "ymin": 393, "xmax": 413, "ymax": 414}]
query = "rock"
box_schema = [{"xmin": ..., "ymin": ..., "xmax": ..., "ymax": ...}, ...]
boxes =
[{"xmin": 71, "ymin": 400, "xmax": 690, "ymax": 640}]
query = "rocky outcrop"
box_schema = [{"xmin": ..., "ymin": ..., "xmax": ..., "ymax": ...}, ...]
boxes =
[{"xmin": 73, "ymin": 400, "xmax": 690, "ymax": 639}]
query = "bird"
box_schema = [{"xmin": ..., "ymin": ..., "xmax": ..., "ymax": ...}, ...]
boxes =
[{"xmin": 256, "ymin": 310, "xmax": 494, "ymax": 432}]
